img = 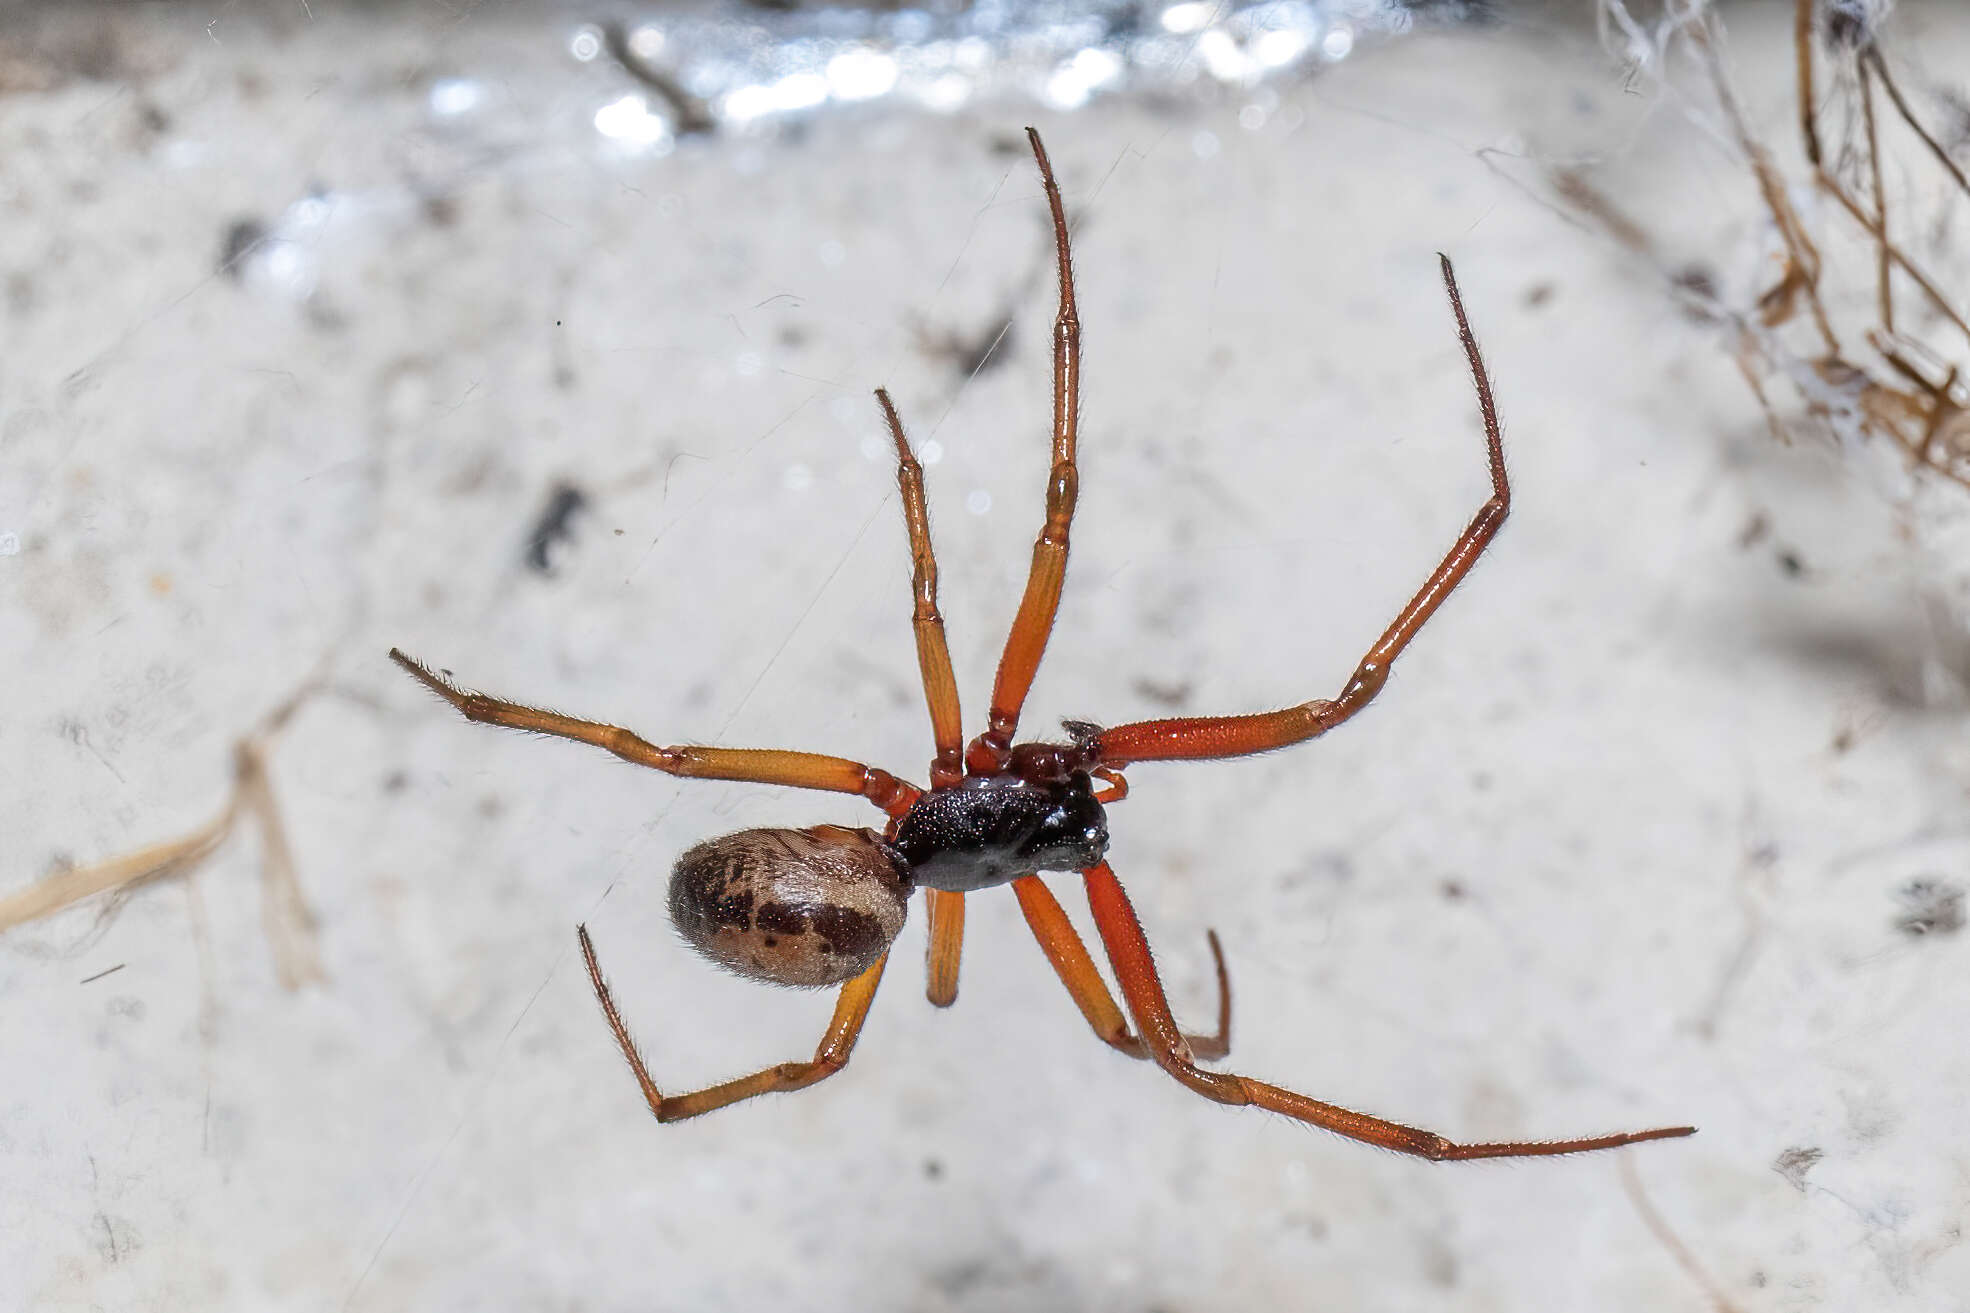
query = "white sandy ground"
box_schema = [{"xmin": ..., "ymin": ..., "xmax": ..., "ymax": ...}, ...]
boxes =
[{"xmin": 5, "ymin": 2, "xmax": 1970, "ymax": 1309}]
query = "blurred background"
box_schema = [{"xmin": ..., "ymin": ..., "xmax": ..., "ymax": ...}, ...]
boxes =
[{"xmin": 5, "ymin": 0, "xmax": 1970, "ymax": 1308}]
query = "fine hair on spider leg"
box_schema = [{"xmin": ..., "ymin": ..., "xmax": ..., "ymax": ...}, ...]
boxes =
[{"xmin": 391, "ymin": 129, "xmax": 1694, "ymax": 1159}]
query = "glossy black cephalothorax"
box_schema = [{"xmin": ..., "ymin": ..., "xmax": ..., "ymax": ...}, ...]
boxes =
[
  {"xmin": 890, "ymin": 751, "xmax": 1108, "ymax": 893},
  {"xmin": 667, "ymin": 733, "xmax": 1107, "ymax": 986}
]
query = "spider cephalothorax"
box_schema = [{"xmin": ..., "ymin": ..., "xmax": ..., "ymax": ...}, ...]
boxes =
[
  {"xmin": 392, "ymin": 128, "xmax": 1695, "ymax": 1157},
  {"xmin": 888, "ymin": 733, "xmax": 1110, "ymax": 894}
]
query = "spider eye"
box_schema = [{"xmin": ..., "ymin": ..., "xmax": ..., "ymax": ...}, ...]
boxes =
[{"xmin": 668, "ymin": 826, "xmax": 911, "ymax": 989}]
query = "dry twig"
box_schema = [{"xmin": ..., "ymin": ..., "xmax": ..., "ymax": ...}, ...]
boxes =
[
  {"xmin": 0, "ymin": 677, "xmax": 327, "ymax": 989},
  {"xmin": 1574, "ymin": 0, "xmax": 1970, "ymax": 493}
]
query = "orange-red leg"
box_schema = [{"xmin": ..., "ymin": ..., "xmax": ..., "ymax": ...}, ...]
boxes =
[
  {"xmin": 876, "ymin": 389, "xmax": 964, "ymax": 790},
  {"xmin": 970, "ymin": 127, "xmax": 1081, "ymax": 773},
  {"xmin": 1090, "ymin": 767, "xmax": 1128, "ymax": 805},
  {"xmin": 579, "ymin": 924, "xmax": 887, "ymax": 1122},
  {"xmin": 1014, "ymin": 874, "xmax": 1228, "ymax": 1060},
  {"xmin": 923, "ymin": 888, "xmax": 966, "ymax": 1008},
  {"xmin": 1097, "ymin": 256, "xmax": 1509, "ymax": 768},
  {"xmin": 391, "ymin": 649, "xmax": 918, "ymax": 817},
  {"xmin": 1081, "ymin": 863, "xmax": 1694, "ymax": 1160}
]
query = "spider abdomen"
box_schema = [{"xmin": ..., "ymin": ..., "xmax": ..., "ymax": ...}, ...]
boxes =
[{"xmin": 668, "ymin": 826, "xmax": 912, "ymax": 988}]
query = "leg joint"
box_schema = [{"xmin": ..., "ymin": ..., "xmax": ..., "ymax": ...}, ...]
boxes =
[
  {"xmin": 1342, "ymin": 658, "xmax": 1388, "ymax": 705},
  {"xmin": 458, "ymin": 694, "xmax": 503, "ymax": 723},
  {"xmin": 1043, "ymin": 463, "xmax": 1079, "ymax": 530}
]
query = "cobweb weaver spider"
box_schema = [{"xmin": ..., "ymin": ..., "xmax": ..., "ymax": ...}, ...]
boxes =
[{"xmin": 391, "ymin": 129, "xmax": 1694, "ymax": 1160}]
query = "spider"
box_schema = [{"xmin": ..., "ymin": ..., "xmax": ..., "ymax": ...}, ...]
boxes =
[{"xmin": 390, "ymin": 129, "xmax": 1695, "ymax": 1160}]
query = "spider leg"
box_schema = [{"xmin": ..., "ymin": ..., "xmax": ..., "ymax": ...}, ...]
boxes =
[
  {"xmin": 1013, "ymin": 874, "xmax": 1228, "ymax": 1061},
  {"xmin": 390, "ymin": 649, "xmax": 918, "ymax": 817},
  {"xmin": 874, "ymin": 393, "xmax": 972, "ymax": 1005},
  {"xmin": 1090, "ymin": 767, "xmax": 1128, "ymax": 805},
  {"xmin": 579, "ymin": 924, "xmax": 886, "ymax": 1122},
  {"xmin": 1081, "ymin": 862, "xmax": 1694, "ymax": 1159},
  {"xmin": 923, "ymin": 888, "xmax": 965, "ymax": 1008},
  {"xmin": 970, "ymin": 127, "xmax": 1081, "ymax": 772},
  {"xmin": 877, "ymin": 389, "xmax": 965, "ymax": 790},
  {"xmin": 1096, "ymin": 256, "xmax": 1509, "ymax": 768}
]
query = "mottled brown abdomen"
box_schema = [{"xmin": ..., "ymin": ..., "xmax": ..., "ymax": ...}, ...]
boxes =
[{"xmin": 668, "ymin": 826, "xmax": 911, "ymax": 988}]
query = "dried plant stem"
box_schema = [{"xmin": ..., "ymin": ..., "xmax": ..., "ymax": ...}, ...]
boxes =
[
  {"xmin": 1859, "ymin": 55, "xmax": 1894, "ymax": 334},
  {"xmin": 1866, "ymin": 47, "xmax": 1970, "ymax": 202},
  {"xmin": 1732, "ymin": 347, "xmax": 1791, "ymax": 447},
  {"xmin": 1795, "ymin": 0, "xmax": 1821, "ymax": 167},
  {"xmin": 1918, "ymin": 365, "xmax": 1960, "ymax": 464},
  {"xmin": 1620, "ymin": 1154, "xmax": 1746, "ymax": 1313},
  {"xmin": 0, "ymin": 677, "xmax": 326, "ymax": 989},
  {"xmin": 1815, "ymin": 168, "xmax": 1970, "ymax": 351},
  {"xmin": 1693, "ymin": 13, "xmax": 1839, "ymax": 355},
  {"xmin": 1593, "ymin": 0, "xmax": 1970, "ymax": 495},
  {"xmin": 601, "ymin": 21, "xmax": 716, "ymax": 136},
  {"xmin": 0, "ymin": 811, "xmax": 234, "ymax": 929},
  {"xmin": 1788, "ymin": 0, "xmax": 1970, "ymax": 354}
]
